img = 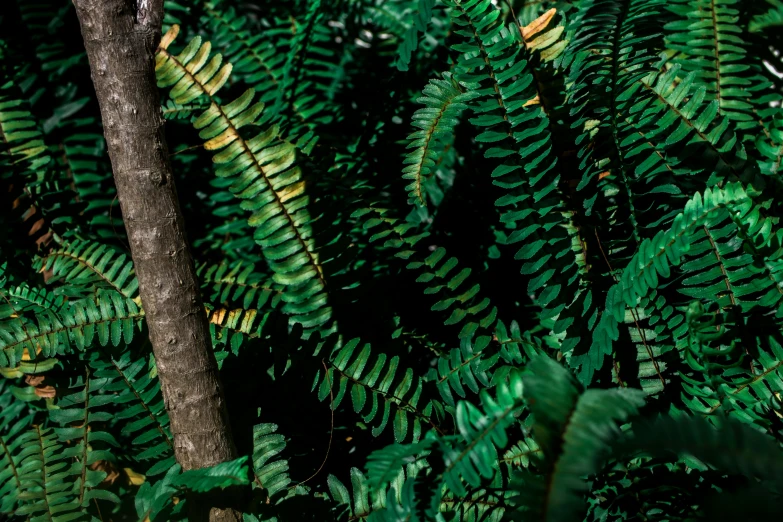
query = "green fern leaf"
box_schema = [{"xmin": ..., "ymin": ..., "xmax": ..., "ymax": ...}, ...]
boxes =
[
  {"xmin": 316, "ymin": 338, "xmax": 438, "ymax": 441},
  {"xmin": 402, "ymin": 74, "xmax": 474, "ymax": 207},
  {"xmin": 39, "ymin": 240, "xmax": 139, "ymax": 301},
  {"xmin": 252, "ymin": 422, "xmax": 291, "ymax": 499}
]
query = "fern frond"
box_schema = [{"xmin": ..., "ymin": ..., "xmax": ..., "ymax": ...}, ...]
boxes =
[
  {"xmin": 135, "ymin": 456, "xmax": 251, "ymax": 521},
  {"xmin": 0, "ymin": 289, "xmax": 142, "ymax": 368},
  {"xmin": 48, "ymin": 369, "xmax": 122, "ymax": 510},
  {"xmin": 437, "ymin": 370, "xmax": 524, "ymax": 498},
  {"xmin": 0, "ymin": 67, "xmax": 84, "ymax": 250},
  {"xmin": 207, "ymin": 305, "xmax": 277, "ymax": 354},
  {"xmin": 620, "ymin": 413, "xmax": 783, "ymax": 485},
  {"xmin": 14, "ymin": 425, "xmax": 119, "ymax": 521},
  {"xmin": 201, "ymin": 1, "xmax": 286, "ymax": 104},
  {"xmin": 501, "ymin": 437, "xmax": 542, "ymax": 470},
  {"xmin": 86, "ymin": 349, "xmax": 174, "ymax": 475},
  {"xmin": 750, "ymin": 0, "xmax": 783, "ymax": 33},
  {"xmin": 367, "ymin": 373, "xmax": 524, "ymax": 519},
  {"xmin": 156, "ymin": 25, "xmax": 333, "ymax": 331},
  {"xmin": 277, "ymin": 0, "xmax": 340, "ymax": 144},
  {"xmin": 665, "ymin": 0, "xmax": 763, "ymax": 132},
  {"xmin": 678, "ymin": 302, "xmax": 783, "ymax": 434},
  {"xmin": 171, "ymin": 455, "xmax": 250, "ymax": 492},
  {"xmin": 38, "ymin": 240, "xmax": 138, "ymax": 301},
  {"xmin": 367, "ymin": 475, "xmax": 418, "ymax": 522},
  {"xmin": 352, "ymin": 204, "xmax": 516, "ymax": 407},
  {"xmin": 355, "ymin": 206, "xmax": 497, "ymax": 340},
  {"xmin": 510, "ymin": 356, "xmax": 645, "ymax": 522},
  {"xmin": 431, "ymin": 335, "xmax": 493, "ymax": 407},
  {"xmin": 402, "ymin": 74, "xmax": 474, "ymax": 207},
  {"xmin": 586, "ymin": 182, "xmax": 780, "ymax": 382},
  {"xmin": 395, "ymin": 0, "xmax": 437, "ymax": 72},
  {"xmin": 565, "ymin": 0, "xmax": 668, "ymax": 246},
  {"xmin": 252, "ymin": 423, "xmax": 291, "ymax": 500},
  {"xmin": 0, "ymin": 380, "xmax": 34, "ymax": 514},
  {"xmin": 198, "ymin": 260, "xmax": 283, "ymax": 311},
  {"xmin": 0, "ymin": 82, "xmax": 51, "ymax": 172},
  {"xmin": 315, "ymin": 338, "xmax": 438, "ymax": 441},
  {"xmin": 328, "ymin": 468, "xmax": 387, "ymax": 520},
  {"xmin": 55, "ymin": 118, "xmax": 123, "ymax": 242},
  {"xmin": 365, "ymin": 440, "xmax": 432, "ymax": 491},
  {"xmin": 632, "ymin": 65, "xmax": 757, "ymax": 187},
  {"xmin": 444, "ymin": 0, "xmax": 582, "ymax": 325},
  {"xmin": 755, "ymin": 110, "xmax": 783, "ymax": 176}
]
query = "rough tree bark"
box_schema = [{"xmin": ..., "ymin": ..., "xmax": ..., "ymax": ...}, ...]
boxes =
[{"xmin": 71, "ymin": 1, "xmax": 240, "ymax": 520}]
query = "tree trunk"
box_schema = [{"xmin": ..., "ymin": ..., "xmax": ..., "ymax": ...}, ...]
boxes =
[{"xmin": 71, "ymin": 1, "xmax": 240, "ymax": 520}]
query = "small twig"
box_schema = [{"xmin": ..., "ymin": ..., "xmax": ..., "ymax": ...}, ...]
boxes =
[
  {"xmin": 169, "ymin": 143, "xmax": 204, "ymax": 157},
  {"xmin": 502, "ymin": 0, "xmax": 520, "ymax": 27},
  {"xmin": 290, "ymin": 359, "xmax": 334, "ymax": 490},
  {"xmin": 594, "ymin": 229, "xmax": 665, "ymax": 387},
  {"xmin": 93, "ymin": 497, "xmax": 104, "ymax": 522}
]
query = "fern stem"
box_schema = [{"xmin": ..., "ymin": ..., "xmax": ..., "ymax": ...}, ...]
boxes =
[
  {"xmin": 78, "ymin": 368, "xmax": 90, "ymax": 504},
  {"xmin": 709, "ymin": 0, "xmax": 722, "ymax": 108},
  {"xmin": 43, "ymin": 250, "xmax": 130, "ymax": 298},
  {"xmin": 328, "ymin": 363, "xmax": 443, "ymax": 436},
  {"xmin": 0, "ymin": 436, "xmax": 21, "ymax": 495},
  {"xmin": 1, "ymin": 311, "xmax": 145, "ymax": 360},
  {"xmin": 34, "ymin": 425, "xmax": 55, "ymax": 522},
  {"xmin": 107, "ymin": 356, "xmax": 173, "ymax": 449},
  {"xmin": 706, "ymin": 360, "xmax": 783, "ymax": 414},
  {"xmin": 594, "ymin": 229, "xmax": 665, "ymax": 386},
  {"xmin": 702, "ymin": 225, "xmax": 737, "ymax": 308},
  {"xmin": 608, "ymin": 0, "xmax": 641, "ymax": 245}
]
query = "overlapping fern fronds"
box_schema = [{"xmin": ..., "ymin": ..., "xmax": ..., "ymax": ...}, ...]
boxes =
[{"xmin": 2, "ymin": 0, "xmax": 783, "ymax": 520}]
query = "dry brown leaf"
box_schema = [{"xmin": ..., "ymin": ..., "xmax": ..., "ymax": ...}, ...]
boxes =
[
  {"xmin": 39, "ymin": 264, "xmax": 55, "ymax": 283},
  {"xmin": 25, "ymin": 374, "xmax": 46, "ymax": 387},
  {"xmin": 598, "ymin": 171, "xmax": 611, "ymax": 180},
  {"xmin": 28, "ymin": 217, "xmax": 45, "ymax": 236},
  {"xmin": 91, "ymin": 459, "xmax": 122, "ymax": 485},
  {"xmin": 34, "ymin": 385, "xmax": 56, "ymax": 398},
  {"xmin": 25, "ymin": 374, "xmax": 56, "ymax": 398},
  {"xmin": 521, "ymin": 8, "xmax": 557, "ymax": 41}
]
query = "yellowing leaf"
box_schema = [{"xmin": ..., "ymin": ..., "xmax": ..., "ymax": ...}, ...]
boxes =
[
  {"xmin": 204, "ymin": 127, "xmax": 239, "ymax": 150},
  {"xmin": 527, "ymin": 26, "xmax": 565, "ymax": 51},
  {"xmin": 522, "ymin": 8, "xmax": 557, "ymax": 41},
  {"xmin": 210, "ymin": 308, "xmax": 227, "ymax": 325},
  {"xmin": 541, "ymin": 40, "xmax": 568, "ymax": 62},
  {"xmin": 584, "ymin": 119, "xmax": 601, "ymax": 132},
  {"xmin": 0, "ymin": 367, "xmax": 22, "ymax": 379},
  {"xmin": 21, "ymin": 346, "xmax": 42, "ymax": 361},
  {"xmin": 124, "ymin": 467, "xmax": 147, "ymax": 486},
  {"xmin": 524, "ymin": 95, "xmax": 541, "ymax": 107},
  {"xmin": 159, "ymin": 25, "xmax": 180, "ymax": 51}
]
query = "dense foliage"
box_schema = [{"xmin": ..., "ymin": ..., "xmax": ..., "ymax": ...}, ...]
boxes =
[{"xmin": 2, "ymin": 0, "xmax": 783, "ymax": 520}]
